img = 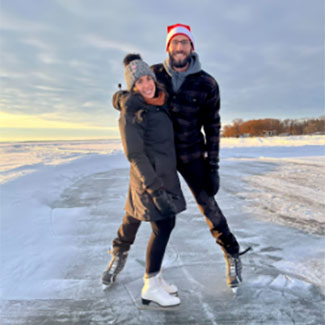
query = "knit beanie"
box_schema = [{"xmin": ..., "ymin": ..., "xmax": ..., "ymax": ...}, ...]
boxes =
[
  {"xmin": 166, "ymin": 23, "xmax": 195, "ymax": 51},
  {"xmin": 123, "ymin": 54, "xmax": 157, "ymax": 91}
]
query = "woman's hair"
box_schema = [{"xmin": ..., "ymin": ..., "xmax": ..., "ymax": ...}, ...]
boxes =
[{"xmin": 155, "ymin": 82, "xmax": 168, "ymax": 99}]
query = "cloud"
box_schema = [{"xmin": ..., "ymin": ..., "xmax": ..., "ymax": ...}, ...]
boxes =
[
  {"xmin": 0, "ymin": 11, "xmax": 53, "ymax": 32},
  {"xmin": 0, "ymin": 0, "xmax": 323, "ymax": 139},
  {"xmin": 82, "ymin": 34, "xmax": 142, "ymax": 54},
  {"xmin": 224, "ymin": 4, "xmax": 253, "ymax": 23},
  {"xmin": 23, "ymin": 38, "xmax": 51, "ymax": 51},
  {"xmin": 54, "ymin": 0, "xmax": 111, "ymax": 19}
]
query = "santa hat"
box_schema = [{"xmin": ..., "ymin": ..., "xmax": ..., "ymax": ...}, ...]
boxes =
[{"xmin": 166, "ymin": 23, "xmax": 195, "ymax": 51}]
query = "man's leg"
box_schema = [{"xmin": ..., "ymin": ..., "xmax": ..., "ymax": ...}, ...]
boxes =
[
  {"xmin": 178, "ymin": 157, "xmax": 243, "ymax": 287},
  {"xmin": 102, "ymin": 213, "xmax": 141, "ymax": 285},
  {"xmin": 178, "ymin": 158, "xmax": 238, "ymax": 248}
]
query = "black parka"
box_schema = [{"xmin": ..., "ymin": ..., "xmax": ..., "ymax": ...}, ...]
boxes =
[{"xmin": 113, "ymin": 90, "xmax": 186, "ymax": 222}]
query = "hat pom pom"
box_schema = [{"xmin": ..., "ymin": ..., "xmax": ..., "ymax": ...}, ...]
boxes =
[{"xmin": 123, "ymin": 53, "xmax": 142, "ymax": 66}]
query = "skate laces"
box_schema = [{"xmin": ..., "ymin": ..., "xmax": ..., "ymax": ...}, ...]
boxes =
[
  {"xmin": 228, "ymin": 255, "xmax": 240, "ymax": 275},
  {"xmin": 110, "ymin": 256, "xmax": 120, "ymax": 273},
  {"xmin": 231, "ymin": 247, "xmax": 251, "ymax": 272},
  {"xmin": 107, "ymin": 251, "xmax": 128, "ymax": 275},
  {"xmin": 238, "ymin": 246, "xmax": 252, "ymax": 256}
]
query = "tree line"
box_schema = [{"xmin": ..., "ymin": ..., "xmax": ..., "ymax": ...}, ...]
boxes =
[{"xmin": 222, "ymin": 117, "xmax": 325, "ymax": 137}]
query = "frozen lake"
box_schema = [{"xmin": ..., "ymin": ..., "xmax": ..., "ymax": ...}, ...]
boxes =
[{"xmin": 1, "ymin": 136, "xmax": 324, "ymax": 324}]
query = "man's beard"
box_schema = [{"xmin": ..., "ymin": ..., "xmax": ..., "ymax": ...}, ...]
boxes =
[{"xmin": 169, "ymin": 52, "xmax": 191, "ymax": 68}]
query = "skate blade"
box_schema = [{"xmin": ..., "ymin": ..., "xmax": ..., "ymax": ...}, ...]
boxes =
[
  {"xmin": 231, "ymin": 287, "xmax": 238, "ymax": 294},
  {"xmin": 102, "ymin": 284, "xmax": 111, "ymax": 291},
  {"xmin": 229, "ymin": 282, "xmax": 241, "ymax": 294},
  {"xmin": 229, "ymin": 276, "xmax": 241, "ymax": 294},
  {"xmin": 101, "ymin": 281, "xmax": 114, "ymax": 291},
  {"xmin": 137, "ymin": 300, "xmax": 180, "ymax": 311}
]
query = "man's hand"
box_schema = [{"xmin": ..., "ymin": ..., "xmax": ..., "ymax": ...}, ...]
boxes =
[{"xmin": 152, "ymin": 188, "xmax": 177, "ymax": 216}]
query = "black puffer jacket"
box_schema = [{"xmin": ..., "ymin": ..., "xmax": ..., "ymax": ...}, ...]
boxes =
[
  {"xmin": 151, "ymin": 64, "xmax": 221, "ymax": 166},
  {"xmin": 113, "ymin": 90, "xmax": 186, "ymax": 221}
]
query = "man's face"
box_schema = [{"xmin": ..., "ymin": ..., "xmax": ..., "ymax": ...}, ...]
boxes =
[{"xmin": 168, "ymin": 35, "xmax": 193, "ymax": 69}]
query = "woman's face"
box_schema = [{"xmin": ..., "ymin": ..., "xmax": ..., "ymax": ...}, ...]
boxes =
[{"xmin": 134, "ymin": 75, "xmax": 156, "ymax": 99}]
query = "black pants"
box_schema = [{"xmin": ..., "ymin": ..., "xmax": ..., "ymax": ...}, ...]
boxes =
[
  {"xmin": 177, "ymin": 157, "xmax": 239, "ymax": 255},
  {"xmin": 112, "ymin": 214, "xmax": 175, "ymax": 275},
  {"xmin": 112, "ymin": 157, "xmax": 239, "ymax": 257}
]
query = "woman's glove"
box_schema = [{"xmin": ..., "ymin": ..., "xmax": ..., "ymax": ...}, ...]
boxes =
[
  {"xmin": 152, "ymin": 188, "xmax": 177, "ymax": 216},
  {"xmin": 204, "ymin": 160, "xmax": 220, "ymax": 196}
]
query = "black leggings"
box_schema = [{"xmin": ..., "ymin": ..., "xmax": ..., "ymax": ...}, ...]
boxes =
[
  {"xmin": 146, "ymin": 217, "xmax": 176, "ymax": 275},
  {"xmin": 112, "ymin": 213, "xmax": 175, "ymax": 275}
]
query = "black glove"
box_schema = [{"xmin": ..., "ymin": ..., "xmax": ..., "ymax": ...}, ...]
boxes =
[
  {"xmin": 152, "ymin": 188, "xmax": 177, "ymax": 216},
  {"xmin": 204, "ymin": 160, "xmax": 220, "ymax": 196}
]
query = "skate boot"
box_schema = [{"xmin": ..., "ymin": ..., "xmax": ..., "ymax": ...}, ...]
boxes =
[
  {"xmin": 102, "ymin": 249, "xmax": 128, "ymax": 286},
  {"xmin": 141, "ymin": 274, "xmax": 181, "ymax": 307},
  {"xmin": 223, "ymin": 249, "xmax": 242, "ymax": 288},
  {"xmin": 222, "ymin": 247, "xmax": 251, "ymax": 289},
  {"xmin": 158, "ymin": 271, "xmax": 178, "ymax": 295}
]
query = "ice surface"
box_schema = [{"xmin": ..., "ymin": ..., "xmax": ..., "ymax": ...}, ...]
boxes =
[{"xmin": 1, "ymin": 136, "xmax": 324, "ymax": 324}]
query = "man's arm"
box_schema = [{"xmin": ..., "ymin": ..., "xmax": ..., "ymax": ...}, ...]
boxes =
[
  {"xmin": 201, "ymin": 76, "xmax": 221, "ymax": 196},
  {"xmin": 202, "ymin": 77, "xmax": 221, "ymax": 167}
]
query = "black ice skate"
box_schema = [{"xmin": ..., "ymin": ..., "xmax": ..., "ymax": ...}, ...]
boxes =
[
  {"xmin": 222, "ymin": 247, "xmax": 251, "ymax": 292},
  {"xmin": 102, "ymin": 249, "xmax": 128, "ymax": 287}
]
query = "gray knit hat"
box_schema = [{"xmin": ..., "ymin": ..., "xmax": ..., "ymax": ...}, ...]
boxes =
[{"xmin": 123, "ymin": 54, "xmax": 156, "ymax": 91}]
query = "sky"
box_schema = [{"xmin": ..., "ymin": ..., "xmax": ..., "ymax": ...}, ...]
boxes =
[{"xmin": 0, "ymin": 0, "xmax": 324, "ymax": 141}]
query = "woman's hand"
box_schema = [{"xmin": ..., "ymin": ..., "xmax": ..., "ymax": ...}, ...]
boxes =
[{"xmin": 151, "ymin": 188, "xmax": 177, "ymax": 216}]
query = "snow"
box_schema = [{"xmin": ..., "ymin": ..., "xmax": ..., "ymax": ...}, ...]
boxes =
[
  {"xmin": 220, "ymin": 135, "xmax": 325, "ymax": 148},
  {"xmin": 1, "ymin": 136, "xmax": 324, "ymax": 324},
  {"xmin": 0, "ymin": 139, "xmax": 123, "ymax": 184}
]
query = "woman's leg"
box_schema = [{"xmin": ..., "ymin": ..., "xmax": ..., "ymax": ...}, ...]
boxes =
[
  {"xmin": 145, "ymin": 216, "xmax": 176, "ymax": 275},
  {"xmin": 141, "ymin": 216, "xmax": 180, "ymax": 306},
  {"xmin": 102, "ymin": 213, "xmax": 141, "ymax": 285},
  {"xmin": 112, "ymin": 213, "xmax": 142, "ymax": 254}
]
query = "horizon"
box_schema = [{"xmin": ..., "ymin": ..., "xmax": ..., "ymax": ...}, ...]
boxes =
[
  {"xmin": 1, "ymin": 133, "xmax": 324, "ymax": 147},
  {"xmin": 1, "ymin": 0, "xmax": 324, "ymax": 141},
  {"xmin": 1, "ymin": 115, "xmax": 324, "ymax": 142}
]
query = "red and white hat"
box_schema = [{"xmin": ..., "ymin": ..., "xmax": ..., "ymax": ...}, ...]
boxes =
[{"xmin": 166, "ymin": 23, "xmax": 195, "ymax": 51}]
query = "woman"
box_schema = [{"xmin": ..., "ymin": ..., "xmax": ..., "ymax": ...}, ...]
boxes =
[{"xmin": 102, "ymin": 54, "xmax": 186, "ymax": 307}]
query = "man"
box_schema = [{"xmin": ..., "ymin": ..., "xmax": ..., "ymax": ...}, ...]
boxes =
[{"xmin": 103, "ymin": 23, "xmax": 248, "ymax": 290}]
